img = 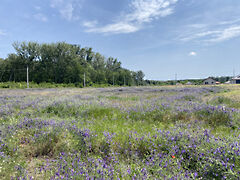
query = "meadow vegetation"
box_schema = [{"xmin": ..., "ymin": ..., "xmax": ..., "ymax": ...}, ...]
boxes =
[{"xmin": 0, "ymin": 85, "xmax": 239, "ymax": 179}]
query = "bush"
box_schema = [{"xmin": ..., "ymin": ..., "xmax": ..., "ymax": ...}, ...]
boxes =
[
  {"xmin": 42, "ymin": 103, "xmax": 81, "ymax": 117},
  {"xmin": 194, "ymin": 108, "xmax": 232, "ymax": 127}
]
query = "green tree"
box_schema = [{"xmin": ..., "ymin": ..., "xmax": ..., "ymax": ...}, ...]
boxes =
[{"xmin": 2, "ymin": 41, "xmax": 144, "ymax": 87}]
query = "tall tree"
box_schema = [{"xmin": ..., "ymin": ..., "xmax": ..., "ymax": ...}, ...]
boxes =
[{"xmin": 1, "ymin": 41, "xmax": 144, "ymax": 86}]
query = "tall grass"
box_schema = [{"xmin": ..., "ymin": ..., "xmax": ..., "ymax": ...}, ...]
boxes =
[{"xmin": 0, "ymin": 86, "xmax": 239, "ymax": 179}]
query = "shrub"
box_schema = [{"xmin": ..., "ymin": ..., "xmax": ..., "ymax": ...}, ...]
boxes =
[{"xmin": 195, "ymin": 108, "xmax": 232, "ymax": 127}]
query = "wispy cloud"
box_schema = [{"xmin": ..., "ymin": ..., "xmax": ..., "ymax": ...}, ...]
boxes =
[
  {"xmin": 34, "ymin": 6, "xmax": 41, "ymax": 11},
  {"xmin": 84, "ymin": 0, "xmax": 178, "ymax": 34},
  {"xmin": 34, "ymin": 13, "xmax": 48, "ymax": 22},
  {"xmin": 83, "ymin": 21, "xmax": 98, "ymax": 28},
  {"xmin": 179, "ymin": 19, "xmax": 240, "ymax": 43},
  {"xmin": 0, "ymin": 30, "xmax": 6, "ymax": 36},
  {"xmin": 218, "ymin": 18, "xmax": 240, "ymax": 25},
  {"xmin": 50, "ymin": 0, "xmax": 83, "ymax": 21},
  {"xmin": 85, "ymin": 22, "xmax": 139, "ymax": 34},
  {"xmin": 207, "ymin": 26, "xmax": 240, "ymax": 42}
]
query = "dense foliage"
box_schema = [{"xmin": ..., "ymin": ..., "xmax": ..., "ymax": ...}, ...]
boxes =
[
  {"xmin": 146, "ymin": 76, "xmax": 233, "ymax": 86},
  {"xmin": 0, "ymin": 42, "xmax": 145, "ymax": 86},
  {"xmin": 0, "ymin": 85, "xmax": 239, "ymax": 179}
]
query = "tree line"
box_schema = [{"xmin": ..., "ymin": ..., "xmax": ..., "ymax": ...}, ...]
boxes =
[{"xmin": 0, "ymin": 42, "xmax": 145, "ymax": 86}]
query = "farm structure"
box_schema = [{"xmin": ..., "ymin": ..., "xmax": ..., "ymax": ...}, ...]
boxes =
[
  {"xmin": 203, "ymin": 78, "xmax": 217, "ymax": 85},
  {"xmin": 231, "ymin": 75, "xmax": 240, "ymax": 84},
  {"xmin": 186, "ymin": 81, "xmax": 193, "ymax": 85}
]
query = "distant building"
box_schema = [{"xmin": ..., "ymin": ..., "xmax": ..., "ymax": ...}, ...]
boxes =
[
  {"xmin": 203, "ymin": 78, "xmax": 217, "ymax": 85},
  {"xmin": 231, "ymin": 75, "xmax": 240, "ymax": 84},
  {"xmin": 186, "ymin": 81, "xmax": 193, "ymax": 85}
]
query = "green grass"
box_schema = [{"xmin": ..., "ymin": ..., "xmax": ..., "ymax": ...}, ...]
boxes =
[
  {"xmin": 0, "ymin": 86, "xmax": 240, "ymax": 179},
  {"xmin": 209, "ymin": 96, "xmax": 240, "ymax": 109}
]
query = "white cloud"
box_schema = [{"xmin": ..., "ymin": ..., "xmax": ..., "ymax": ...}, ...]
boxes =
[
  {"xmin": 207, "ymin": 26, "xmax": 240, "ymax": 42},
  {"xmin": 179, "ymin": 19, "xmax": 240, "ymax": 43},
  {"xmin": 59, "ymin": 3, "xmax": 74, "ymax": 21},
  {"xmin": 86, "ymin": 22, "xmax": 140, "ymax": 34},
  {"xmin": 0, "ymin": 30, "xmax": 6, "ymax": 36},
  {"xmin": 84, "ymin": 0, "xmax": 178, "ymax": 34},
  {"xmin": 34, "ymin": 6, "xmax": 41, "ymax": 11},
  {"xmin": 82, "ymin": 21, "xmax": 98, "ymax": 28},
  {"xmin": 218, "ymin": 19, "xmax": 240, "ymax": 25},
  {"xmin": 126, "ymin": 0, "xmax": 176, "ymax": 23},
  {"xmin": 50, "ymin": 0, "xmax": 82, "ymax": 21},
  {"xmin": 189, "ymin": 51, "xmax": 197, "ymax": 56},
  {"xmin": 180, "ymin": 30, "xmax": 221, "ymax": 41},
  {"xmin": 187, "ymin": 24, "xmax": 207, "ymax": 29},
  {"xmin": 34, "ymin": 13, "xmax": 48, "ymax": 22}
]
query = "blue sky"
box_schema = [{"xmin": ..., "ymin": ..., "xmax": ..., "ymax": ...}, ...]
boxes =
[{"xmin": 1, "ymin": 0, "xmax": 240, "ymax": 80}]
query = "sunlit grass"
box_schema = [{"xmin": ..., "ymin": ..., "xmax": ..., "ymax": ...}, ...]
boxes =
[{"xmin": 0, "ymin": 86, "xmax": 239, "ymax": 179}]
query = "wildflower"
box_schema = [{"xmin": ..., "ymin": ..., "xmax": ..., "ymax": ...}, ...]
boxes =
[{"xmin": 171, "ymin": 155, "xmax": 176, "ymax": 158}]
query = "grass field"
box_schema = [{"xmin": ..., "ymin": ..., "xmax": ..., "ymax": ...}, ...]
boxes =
[{"xmin": 0, "ymin": 85, "xmax": 240, "ymax": 179}]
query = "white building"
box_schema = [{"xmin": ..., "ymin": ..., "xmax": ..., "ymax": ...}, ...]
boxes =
[
  {"xmin": 186, "ymin": 81, "xmax": 193, "ymax": 85},
  {"xmin": 203, "ymin": 78, "xmax": 217, "ymax": 85},
  {"xmin": 231, "ymin": 75, "xmax": 240, "ymax": 84}
]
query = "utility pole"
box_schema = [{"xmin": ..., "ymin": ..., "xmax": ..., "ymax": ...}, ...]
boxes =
[
  {"xmin": 175, "ymin": 73, "xmax": 177, "ymax": 85},
  {"xmin": 27, "ymin": 65, "xmax": 29, "ymax": 89},
  {"xmin": 84, "ymin": 72, "xmax": 86, "ymax": 87},
  {"xmin": 113, "ymin": 74, "xmax": 114, "ymax": 86},
  {"xmin": 233, "ymin": 68, "xmax": 235, "ymax": 77}
]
